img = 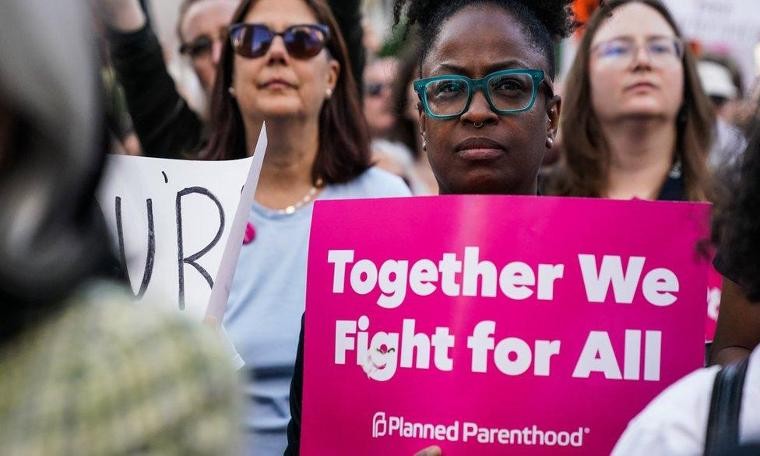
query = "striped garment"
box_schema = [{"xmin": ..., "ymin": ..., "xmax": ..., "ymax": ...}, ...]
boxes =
[{"xmin": 0, "ymin": 283, "xmax": 242, "ymax": 455}]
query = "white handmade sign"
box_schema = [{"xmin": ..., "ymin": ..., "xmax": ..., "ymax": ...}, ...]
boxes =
[
  {"xmin": 98, "ymin": 127, "xmax": 267, "ymax": 321},
  {"xmin": 662, "ymin": 0, "xmax": 760, "ymax": 89}
]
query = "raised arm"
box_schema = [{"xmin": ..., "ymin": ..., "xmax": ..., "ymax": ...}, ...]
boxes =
[{"xmin": 100, "ymin": 0, "xmax": 204, "ymax": 158}]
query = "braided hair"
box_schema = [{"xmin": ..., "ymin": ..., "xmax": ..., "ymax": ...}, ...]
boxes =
[{"xmin": 393, "ymin": 0, "xmax": 575, "ymax": 79}]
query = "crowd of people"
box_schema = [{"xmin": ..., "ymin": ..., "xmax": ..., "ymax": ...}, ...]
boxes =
[{"xmin": 2, "ymin": 0, "xmax": 760, "ymax": 454}]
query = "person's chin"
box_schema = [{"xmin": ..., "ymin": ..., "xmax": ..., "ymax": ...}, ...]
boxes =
[
  {"xmin": 620, "ymin": 99, "xmax": 675, "ymax": 117},
  {"xmin": 448, "ymin": 170, "xmax": 526, "ymax": 195},
  {"xmin": 256, "ymin": 103, "xmax": 304, "ymax": 120}
]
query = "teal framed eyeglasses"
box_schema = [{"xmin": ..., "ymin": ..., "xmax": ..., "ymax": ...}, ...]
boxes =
[{"xmin": 413, "ymin": 69, "xmax": 551, "ymax": 120}]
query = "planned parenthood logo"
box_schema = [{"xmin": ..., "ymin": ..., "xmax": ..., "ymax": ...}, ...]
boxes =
[{"xmin": 372, "ymin": 412, "xmax": 590, "ymax": 447}]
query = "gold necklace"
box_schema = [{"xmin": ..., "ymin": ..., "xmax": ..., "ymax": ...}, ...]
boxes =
[{"xmin": 274, "ymin": 178, "xmax": 324, "ymax": 215}]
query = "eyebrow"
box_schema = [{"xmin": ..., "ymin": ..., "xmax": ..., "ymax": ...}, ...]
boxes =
[
  {"xmin": 596, "ymin": 34, "xmax": 678, "ymax": 43},
  {"xmin": 431, "ymin": 59, "xmax": 534, "ymax": 77}
]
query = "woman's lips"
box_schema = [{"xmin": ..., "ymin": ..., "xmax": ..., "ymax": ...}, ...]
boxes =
[
  {"xmin": 455, "ymin": 137, "xmax": 506, "ymax": 160},
  {"xmin": 459, "ymin": 148, "xmax": 504, "ymax": 160},
  {"xmin": 259, "ymin": 79, "xmax": 296, "ymax": 90},
  {"xmin": 625, "ymin": 81, "xmax": 658, "ymax": 92}
]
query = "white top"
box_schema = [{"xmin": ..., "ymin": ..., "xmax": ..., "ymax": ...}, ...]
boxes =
[
  {"xmin": 224, "ymin": 167, "xmax": 411, "ymax": 455},
  {"xmin": 613, "ymin": 347, "xmax": 760, "ymax": 455}
]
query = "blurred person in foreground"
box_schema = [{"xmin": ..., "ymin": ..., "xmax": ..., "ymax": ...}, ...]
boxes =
[
  {"xmin": 613, "ymin": 107, "xmax": 760, "ymax": 456},
  {"xmin": 100, "ymin": 0, "xmax": 365, "ymax": 158},
  {"xmin": 0, "ymin": 0, "xmax": 241, "ymax": 453},
  {"xmin": 548, "ymin": 0, "xmax": 715, "ymax": 203}
]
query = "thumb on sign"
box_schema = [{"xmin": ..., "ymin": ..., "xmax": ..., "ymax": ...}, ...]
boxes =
[{"xmin": 414, "ymin": 446, "xmax": 442, "ymax": 456}]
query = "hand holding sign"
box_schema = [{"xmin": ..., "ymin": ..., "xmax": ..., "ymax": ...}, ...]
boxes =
[{"xmin": 415, "ymin": 446, "xmax": 442, "ymax": 456}]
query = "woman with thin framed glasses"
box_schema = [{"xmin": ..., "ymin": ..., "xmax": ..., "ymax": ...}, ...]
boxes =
[
  {"xmin": 547, "ymin": 0, "xmax": 714, "ymax": 202},
  {"xmin": 285, "ymin": 0, "xmax": 575, "ymax": 453},
  {"xmin": 205, "ymin": 0, "xmax": 410, "ymax": 454}
]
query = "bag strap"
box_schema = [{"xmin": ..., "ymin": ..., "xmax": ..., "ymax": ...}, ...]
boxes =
[{"xmin": 704, "ymin": 357, "xmax": 751, "ymax": 456}]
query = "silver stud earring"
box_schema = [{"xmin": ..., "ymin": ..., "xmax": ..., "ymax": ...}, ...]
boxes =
[
  {"xmin": 325, "ymin": 88, "xmax": 333, "ymax": 99},
  {"xmin": 228, "ymin": 87, "xmax": 236, "ymax": 97},
  {"xmin": 545, "ymin": 137, "xmax": 554, "ymax": 149}
]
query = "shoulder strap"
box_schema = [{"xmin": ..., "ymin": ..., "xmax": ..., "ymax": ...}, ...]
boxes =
[{"xmin": 704, "ymin": 357, "xmax": 751, "ymax": 456}]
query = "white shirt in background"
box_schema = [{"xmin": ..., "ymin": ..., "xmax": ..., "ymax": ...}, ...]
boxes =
[{"xmin": 613, "ymin": 347, "xmax": 760, "ymax": 455}]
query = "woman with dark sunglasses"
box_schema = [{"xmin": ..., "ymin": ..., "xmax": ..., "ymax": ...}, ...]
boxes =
[
  {"xmin": 100, "ymin": 0, "xmax": 366, "ymax": 159},
  {"xmin": 207, "ymin": 0, "xmax": 410, "ymax": 454},
  {"xmin": 284, "ymin": 0, "xmax": 574, "ymax": 454}
]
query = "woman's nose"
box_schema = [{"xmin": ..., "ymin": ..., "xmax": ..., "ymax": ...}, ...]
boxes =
[
  {"xmin": 460, "ymin": 90, "xmax": 498, "ymax": 126},
  {"xmin": 630, "ymin": 43, "xmax": 653, "ymax": 69},
  {"xmin": 265, "ymin": 35, "xmax": 289, "ymax": 62}
]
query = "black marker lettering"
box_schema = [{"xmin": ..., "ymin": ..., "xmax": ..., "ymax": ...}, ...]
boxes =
[{"xmin": 176, "ymin": 187, "xmax": 225, "ymax": 310}]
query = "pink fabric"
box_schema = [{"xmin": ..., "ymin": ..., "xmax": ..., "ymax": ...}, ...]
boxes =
[{"xmin": 243, "ymin": 222, "xmax": 255, "ymax": 245}]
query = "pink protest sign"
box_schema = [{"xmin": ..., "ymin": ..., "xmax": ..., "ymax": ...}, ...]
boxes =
[{"xmin": 301, "ymin": 196, "xmax": 710, "ymax": 455}]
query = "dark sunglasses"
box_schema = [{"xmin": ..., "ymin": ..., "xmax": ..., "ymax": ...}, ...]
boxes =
[
  {"xmin": 179, "ymin": 28, "xmax": 228, "ymax": 59},
  {"xmin": 228, "ymin": 23, "xmax": 330, "ymax": 59}
]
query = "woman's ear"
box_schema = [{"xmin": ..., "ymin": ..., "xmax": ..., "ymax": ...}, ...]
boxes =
[
  {"xmin": 326, "ymin": 58, "xmax": 340, "ymax": 96},
  {"xmin": 419, "ymin": 108, "xmax": 428, "ymax": 152},
  {"xmin": 547, "ymin": 95, "xmax": 561, "ymax": 141}
]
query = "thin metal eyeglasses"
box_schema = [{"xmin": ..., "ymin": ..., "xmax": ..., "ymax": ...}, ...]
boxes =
[
  {"xmin": 413, "ymin": 69, "xmax": 552, "ymax": 120},
  {"xmin": 591, "ymin": 36, "xmax": 684, "ymax": 67}
]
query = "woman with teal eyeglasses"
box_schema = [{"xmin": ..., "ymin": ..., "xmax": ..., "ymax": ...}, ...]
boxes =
[
  {"xmin": 400, "ymin": 0, "xmax": 573, "ymax": 197},
  {"xmin": 284, "ymin": 0, "xmax": 574, "ymax": 453}
]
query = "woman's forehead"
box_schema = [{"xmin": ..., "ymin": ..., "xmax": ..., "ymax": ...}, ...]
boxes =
[
  {"xmin": 422, "ymin": 6, "xmax": 546, "ymax": 77},
  {"xmin": 592, "ymin": 3, "xmax": 676, "ymax": 45},
  {"xmin": 245, "ymin": 0, "xmax": 318, "ymax": 27}
]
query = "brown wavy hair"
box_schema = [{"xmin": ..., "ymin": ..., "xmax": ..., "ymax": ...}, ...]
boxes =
[
  {"xmin": 549, "ymin": 0, "xmax": 714, "ymax": 201},
  {"xmin": 201, "ymin": 0, "xmax": 371, "ymax": 184}
]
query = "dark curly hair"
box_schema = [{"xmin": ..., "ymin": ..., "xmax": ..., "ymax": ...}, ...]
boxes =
[
  {"xmin": 719, "ymin": 108, "xmax": 760, "ymax": 301},
  {"xmin": 393, "ymin": 0, "xmax": 575, "ymax": 79}
]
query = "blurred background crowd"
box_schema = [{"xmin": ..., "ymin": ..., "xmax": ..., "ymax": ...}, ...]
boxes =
[{"xmin": 105, "ymin": 0, "xmax": 760, "ymax": 192}]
